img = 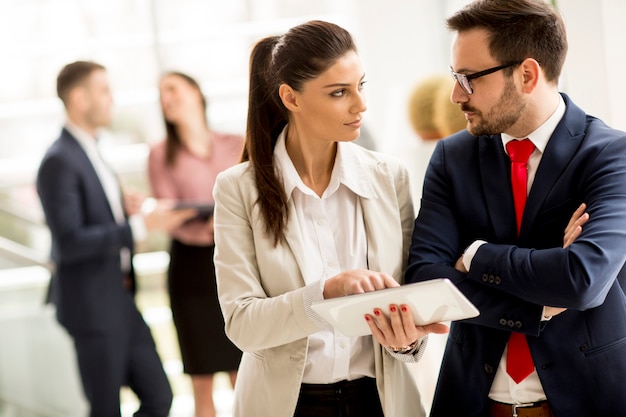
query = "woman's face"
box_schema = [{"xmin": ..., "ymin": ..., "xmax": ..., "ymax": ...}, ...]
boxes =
[
  {"xmin": 159, "ymin": 74, "xmax": 204, "ymax": 124},
  {"xmin": 288, "ymin": 50, "xmax": 367, "ymax": 143}
]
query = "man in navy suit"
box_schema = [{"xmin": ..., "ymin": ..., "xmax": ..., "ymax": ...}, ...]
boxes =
[
  {"xmin": 406, "ymin": 1, "xmax": 626, "ymax": 416},
  {"xmin": 37, "ymin": 61, "xmax": 196, "ymax": 417}
]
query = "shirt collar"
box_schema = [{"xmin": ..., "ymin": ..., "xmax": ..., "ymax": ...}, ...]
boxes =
[
  {"xmin": 274, "ymin": 125, "xmax": 375, "ymax": 200},
  {"xmin": 501, "ymin": 94, "xmax": 566, "ymax": 153},
  {"xmin": 65, "ymin": 120, "xmax": 100, "ymax": 157}
]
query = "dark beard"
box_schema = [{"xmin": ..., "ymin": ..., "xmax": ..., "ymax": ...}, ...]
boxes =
[{"xmin": 463, "ymin": 78, "xmax": 525, "ymax": 136}]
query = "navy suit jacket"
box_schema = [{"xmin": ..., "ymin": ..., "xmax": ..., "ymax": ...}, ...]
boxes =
[
  {"xmin": 406, "ymin": 94, "xmax": 626, "ymax": 416},
  {"xmin": 37, "ymin": 128, "xmax": 138, "ymax": 335}
]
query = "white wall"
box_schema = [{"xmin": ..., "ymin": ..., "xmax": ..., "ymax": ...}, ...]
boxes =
[{"xmin": 348, "ymin": 0, "xmax": 626, "ymax": 204}]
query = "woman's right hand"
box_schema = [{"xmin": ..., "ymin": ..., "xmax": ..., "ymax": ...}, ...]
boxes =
[{"xmin": 323, "ymin": 270, "xmax": 399, "ymax": 299}]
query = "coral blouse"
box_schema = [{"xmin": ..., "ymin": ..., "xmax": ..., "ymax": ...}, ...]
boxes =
[{"xmin": 148, "ymin": 132, "xmax": 244, "ymax": 246}]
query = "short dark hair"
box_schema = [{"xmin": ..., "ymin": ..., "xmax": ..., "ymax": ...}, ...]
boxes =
[
  {"xmin": 56, "ymin": 61, "xmax": 106, "ymax": 107},
  {"xmin": 447, "ymin": 0, "xmax": 567, "ymax": 83}
]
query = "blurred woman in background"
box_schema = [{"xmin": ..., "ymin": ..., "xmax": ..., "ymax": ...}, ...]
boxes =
[{"xmin": 148, "ymin": 72, "xmax": 243, "ymax": 417}]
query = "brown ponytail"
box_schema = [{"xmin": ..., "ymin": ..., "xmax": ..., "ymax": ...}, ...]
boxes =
[{"xmin": 242, "ymin": 21, "xmax": 356, "ymax": 246}]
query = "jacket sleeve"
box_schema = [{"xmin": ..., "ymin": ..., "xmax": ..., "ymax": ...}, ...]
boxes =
[
  {"xmin": 212, "ymin": 168, "xmax": 321, "ymax": 352},
  {"xmin": 37, "ymin": 150, "xmax": 133, "ymax": 265}
]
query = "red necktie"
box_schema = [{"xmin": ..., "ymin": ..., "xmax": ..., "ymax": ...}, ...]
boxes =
[{"xmin": 505, "ymin": 138, "xmax": 535, "ymax": 384}]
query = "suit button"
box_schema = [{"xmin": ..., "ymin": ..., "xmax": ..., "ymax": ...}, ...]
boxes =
[
  {"xmin": 515, "ymin": 321, "xmax": 522, "ymax": 329},
  {"xmin": 484, "ymin": 364, "xmax": 494, "ymax": 374},
  {"xmin": 482, "ymin": 273, "xmax": 489, "ymax": 282},
  {"xmin": 580, "ymin": 344, "xmax": 589, "ymax": 352},
  {"xmin": 488, "ymin": 274, "xmax": 495, "ymax": 283},
  {"xmin": 499, "ymin": 318, "xmax": 507, "ymax": 326},
  {"xmin": 494, "ymin": 276, "xmax": 501, "ymax": 285},
  {"xmin": 507, "ymin": 320, "xmax": 515, "ymax": 328}
]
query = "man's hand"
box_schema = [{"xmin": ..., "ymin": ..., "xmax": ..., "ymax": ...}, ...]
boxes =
[
  {"xmin": 545, "ymin": 203, "xmax": 589, "ymax": 318},
  {"xmin": 544, "ymin": 306, "xmax": 567, "ymax": 318},
  {"xmin": 141, "ymin": 198, "xmax": 197, "ymax": 232},
  {"xmin": 123, "ymin": 188, "xmax": 147, "ymax": 216},
  {"xmin": 455, "ymin": 255, "xmax": 467, "ymax": 273},
  {"xmin": 563, "ymin": 203, "xmax": 588, "ymax": 248}
]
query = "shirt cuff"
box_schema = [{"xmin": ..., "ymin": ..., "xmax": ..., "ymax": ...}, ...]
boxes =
[
  {"xmin": 384, "ymin": 335, "xmax": 428, "ymax": 363},
  {"xmin": 129, "ymin": 214, "xmax": 147, "ymax": 243},
  {"xmin": 462, "ymin": 240, "xmax": 488, "ymax": 272},
  {"xmin": 303, "ymin": 280, "xmax": 331, "ymax": 329}
]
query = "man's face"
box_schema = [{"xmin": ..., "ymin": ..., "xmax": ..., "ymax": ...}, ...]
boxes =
[
  {"xmin": 450, "ymin": 28, "xmax": 525, "ymax": 136},
  {"xmin": 79, "ymin": 69, "xmax": 113, "ymax": 129}
]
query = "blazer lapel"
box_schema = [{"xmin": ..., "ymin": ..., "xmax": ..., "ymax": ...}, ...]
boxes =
[
  {"xmin": 361, "ymin": 196, "xmax": 382, "ymax": 273},
  {"xmin": 281, "ymin": 199, "xmax": 310, "ymax": 285},
  {"xmin": 521, "ymin": 96, "xmax": 587, "ymax": 240},
  {"xmin": 61, "ymin": 130, "xmax": 117, "ymax": 222},
  {"xmin": 479, "ymin": 134, "xmax": 518, "ymax": 241},
  {"xmin": 358, "ymin": 166, "xmax": 398, "ymax": 277}
]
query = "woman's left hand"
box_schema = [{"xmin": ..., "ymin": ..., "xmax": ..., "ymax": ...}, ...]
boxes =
[{"xmin": 365, "ymin": 304, "xmax": 449, "ymax": 351}]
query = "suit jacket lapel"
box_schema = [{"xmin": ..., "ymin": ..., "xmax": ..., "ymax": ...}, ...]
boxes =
[
  {"xmin": 61, "ymin": 129, "xmax": 117, "ymax": 222},
  {"xmin": 521, "ymin": 95, "xmax": 587, "ymax": 240}
]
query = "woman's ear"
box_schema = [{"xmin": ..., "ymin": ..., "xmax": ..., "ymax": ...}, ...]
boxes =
[{"xmin": 279, "ymin": 84, "xmax": 300, "ymax": 112}]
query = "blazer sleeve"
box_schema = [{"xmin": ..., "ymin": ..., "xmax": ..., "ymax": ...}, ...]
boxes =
[
  {"xmin": 212, "ymin": 167, "xmax": 321, "ymax": 352},
  {"xmin": 37, "ymin": 148, "xmax": 133, "ymax": 265}
]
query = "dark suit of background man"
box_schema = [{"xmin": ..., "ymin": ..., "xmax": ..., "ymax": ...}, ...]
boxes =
[
  {"xmin": 36, "ymin": 61, "xmax": 196, "ymax": 417},
  {"xmin": 406, "ymin": 1, "xmax": 626, "ymax": 416}
]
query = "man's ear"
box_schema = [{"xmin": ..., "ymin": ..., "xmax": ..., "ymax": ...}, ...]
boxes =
[
  {"xmin": 279, "ymin": 83, "xmax": 300, "ymax": 112},
  {"xmin": 68, "ymin": 86, "xmax": 87, "ymax": 111},
  {"xmin": 520, "ymin": 58, "xmax": 540, "ymax": 94}
]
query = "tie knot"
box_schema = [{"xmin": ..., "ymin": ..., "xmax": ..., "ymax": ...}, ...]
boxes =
[{"xmin": 506, "ymin": 139, "xmax": 535, "ymax": 163}]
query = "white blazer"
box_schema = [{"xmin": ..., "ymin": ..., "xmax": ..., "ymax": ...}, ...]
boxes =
[{"xmin": 213, "ymin": 142, "xmax": 425, "ymax": 417}]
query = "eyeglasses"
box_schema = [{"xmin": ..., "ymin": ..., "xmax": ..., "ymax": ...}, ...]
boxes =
[{"xmin": 450, "ymin": 62, "xmax": 520, "ymax": 95}]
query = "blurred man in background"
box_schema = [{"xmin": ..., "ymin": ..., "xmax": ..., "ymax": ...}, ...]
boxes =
[{"xmin": 37, "ymin": 60, "xmax": 195, "ymax": 417}]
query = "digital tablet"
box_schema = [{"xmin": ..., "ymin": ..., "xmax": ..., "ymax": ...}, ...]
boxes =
[
  {"xmin": 173, "ymin": 202, "xmax": 214, "ymax": 220},
  {"xmin": 311, "ymin": 278, "xmax": 479, "ymax": 337}
]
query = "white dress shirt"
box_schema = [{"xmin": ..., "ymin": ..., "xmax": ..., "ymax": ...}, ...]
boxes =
[
  {"xmin": 274, "ymin": 130, "xmax": 376, "ymax": 383},
  {"xmin": 464, "ymin": 96, "xmax": 567, "ymax": 404}
]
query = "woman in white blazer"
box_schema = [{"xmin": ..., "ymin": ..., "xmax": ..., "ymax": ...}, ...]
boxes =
[{"xmin": 213, "ymin": 20, "xmax": 448, "ymax": 417}]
